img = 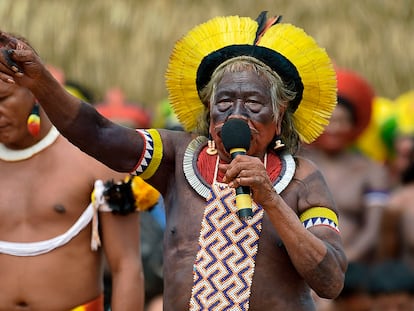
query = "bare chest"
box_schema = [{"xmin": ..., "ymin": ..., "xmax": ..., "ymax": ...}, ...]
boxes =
[{"xmin": 0, "ymin": 157, "xmax": 94, "ymax": 242}]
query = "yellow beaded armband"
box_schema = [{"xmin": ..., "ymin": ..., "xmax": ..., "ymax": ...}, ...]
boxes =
[
  {"xmin": 299, "ymin": 207, "xmax": 339, "ymax": 232},
  {"xmin": 133, "ymin": 129, "xmax": 163, "ymax": 180}
]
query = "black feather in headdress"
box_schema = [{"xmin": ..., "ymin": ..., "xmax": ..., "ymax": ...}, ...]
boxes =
[{"xmin": 254, "ymin": 11, "xmax": 282, "ymax": 44}]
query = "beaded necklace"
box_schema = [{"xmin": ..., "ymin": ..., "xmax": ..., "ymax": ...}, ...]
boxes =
[{"xmin": 0, "ymin": 126, "xmax": 60, "ymax": 162}]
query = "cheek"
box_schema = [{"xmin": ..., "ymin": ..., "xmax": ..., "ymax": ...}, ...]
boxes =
[
  {"xmin": 210, "ymin": 107, "xmax": 227, "ymax": 124},
  {"xmin": 209, "ymin": 122, "xmax": 223, "ymax": 147},
  {"xmin": 252, "ymin": 123, "xmax": 277, "ymax": 146},
  {"xmin": 262, "ymin": 109, "xmax": 276, "ymax": 123}
]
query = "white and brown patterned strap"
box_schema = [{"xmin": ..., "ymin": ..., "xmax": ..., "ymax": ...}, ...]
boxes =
[{"xmin": 189, "ymin": 183, "xmax": 264, "ymax": 311}]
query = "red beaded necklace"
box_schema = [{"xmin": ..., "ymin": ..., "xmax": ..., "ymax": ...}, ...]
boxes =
[{"xmin": 196, "ymin": 145, "xmax": 282, "ymax": 185}]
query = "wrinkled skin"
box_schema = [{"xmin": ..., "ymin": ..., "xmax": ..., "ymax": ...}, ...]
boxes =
[{"xmin": 0, "ymin": 32, "xmax": 347, "ymax": 310}]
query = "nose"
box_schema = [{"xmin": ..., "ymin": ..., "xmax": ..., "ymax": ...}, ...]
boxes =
[{"xmin": 229, "ymin": 100, "xmax": 249, "ymax": 119}]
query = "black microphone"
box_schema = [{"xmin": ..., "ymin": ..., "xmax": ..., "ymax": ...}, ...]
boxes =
[{"xmin": 221, "ymin": 119, "xmax": 252, "ymax": 220}]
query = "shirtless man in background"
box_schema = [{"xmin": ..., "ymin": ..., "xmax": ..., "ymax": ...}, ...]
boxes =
[{"xmin": 0, "ymin": 74, "xmax": 144, "ymax": 309}]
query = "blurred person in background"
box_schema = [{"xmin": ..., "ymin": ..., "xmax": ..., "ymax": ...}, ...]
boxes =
[
  {"xmin": 300, "ymin": 68, "xmax": 391, "ymax": 310},
  {"xmin": 301, "ymin": 68, "xmax": 391, "ymax": 264},
  {"xmin": 354, "ymin": 95, "xmax": 395, "ymax": 166},
  {"xmin": 383, "ymin": 91, "xmax": 414, "ymax": 189},
  {"xmin": 377, "ymin": 92, "xmax": 414, "ymax": 271}
]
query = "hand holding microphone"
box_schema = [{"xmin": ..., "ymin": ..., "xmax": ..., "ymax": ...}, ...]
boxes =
[{"xmin": 221, "ymin": 119, "xmax": 252, "ymax": 220}]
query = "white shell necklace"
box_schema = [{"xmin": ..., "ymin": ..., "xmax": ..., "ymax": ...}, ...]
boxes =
[{"xmin": 0, "ymin": 126, "xmax": 60, "ymax": 162}]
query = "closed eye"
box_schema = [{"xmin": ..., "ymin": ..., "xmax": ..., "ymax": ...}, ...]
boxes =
[
  {"xmin": 215, "ymin": 100, "xmax": 232, "ymax": 112},
  {"xmin": 245, "ymin": 101, "xmax": 263, "ymax": 113}
]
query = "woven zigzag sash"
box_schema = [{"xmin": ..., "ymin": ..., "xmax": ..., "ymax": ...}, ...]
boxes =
[{"xmin": 189, "ymin": 183, "xmax": 264, "ymax": 311}]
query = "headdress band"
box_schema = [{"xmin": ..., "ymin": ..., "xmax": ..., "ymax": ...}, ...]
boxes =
[{"xmin": 196, "ymin": 44, "xmax": 304, "ymax": 111}]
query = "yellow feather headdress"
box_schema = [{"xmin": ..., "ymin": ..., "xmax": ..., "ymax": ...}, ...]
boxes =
[{"xmin": 165, "ymin": 12, "xmax": 337, "ymax": 143}]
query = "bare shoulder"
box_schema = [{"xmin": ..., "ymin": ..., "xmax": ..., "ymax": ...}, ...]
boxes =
[
  {"xmin": 58, "ymin": 137, "xmax": 126, "ymax": 181},
  {"xmin": 293, "ymin": 155, "xmax": 337, "ymax": 215},
  {"xmin": 293, "ymin": 155, "xmax": 321, "ymax": 178},
  {"xmin": 155, "ymin": 129, "xmax": 197, "ymax": 164},
  {"xmin": 157, "ymin": 129, "xmax": 194, "ymax": 151}
]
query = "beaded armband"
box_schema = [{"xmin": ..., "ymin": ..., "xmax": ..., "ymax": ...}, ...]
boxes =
[
  {"xmin": 364, "ymin": 190, "xmax": 390, "ymax": 207},
  {"xmin": 132, "ymin": 129, "xmax": 163, "ymax": 180},
  {"xmin": 299, "ymin": 207, "xmax": 339, "ymax": 232}
]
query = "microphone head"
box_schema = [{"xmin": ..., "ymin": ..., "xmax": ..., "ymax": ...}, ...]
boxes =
[{"xmin": 221, "ymin": 119, "xmax": 251, "ymax": 152}]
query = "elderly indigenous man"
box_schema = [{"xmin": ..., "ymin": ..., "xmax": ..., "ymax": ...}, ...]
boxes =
[
  {"xmin": 0, "ymin": 49, "xmax": 146, "ymax": 310},
  {"xmin": 0, "ymin": 12, "xmax": 347, "ymax": 311}
]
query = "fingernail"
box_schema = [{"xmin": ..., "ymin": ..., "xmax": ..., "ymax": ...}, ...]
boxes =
[
  {"xmin": 15, "ymin": 72, "xmax": 23, "ymax": 77},
  {"xmin": 11, "ymin": 66, "xmax": 18, "ymax": 72},
  {"xmin": 6, "ymin": 78, "xmax": 14, "ymax": 83}
]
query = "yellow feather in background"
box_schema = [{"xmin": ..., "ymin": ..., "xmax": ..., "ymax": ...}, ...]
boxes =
[{"xmin": 259, "ymin": 23, "xmax": 337, "ymax": 143}]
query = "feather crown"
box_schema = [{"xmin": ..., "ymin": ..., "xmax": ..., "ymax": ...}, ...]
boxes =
[{"xmin": 165, "ymin": 11, "xmax": 337, "ymax": 143}]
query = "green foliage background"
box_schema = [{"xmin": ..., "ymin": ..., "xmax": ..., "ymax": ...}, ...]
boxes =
[{"xmin": 1, "ymin": 0, "xmax": 413, "ymax": 116}]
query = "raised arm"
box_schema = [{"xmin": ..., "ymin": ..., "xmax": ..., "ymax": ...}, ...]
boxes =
[{"xmin": 0, "ymin": 31, "xmax": 142, "ymax": 172}]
